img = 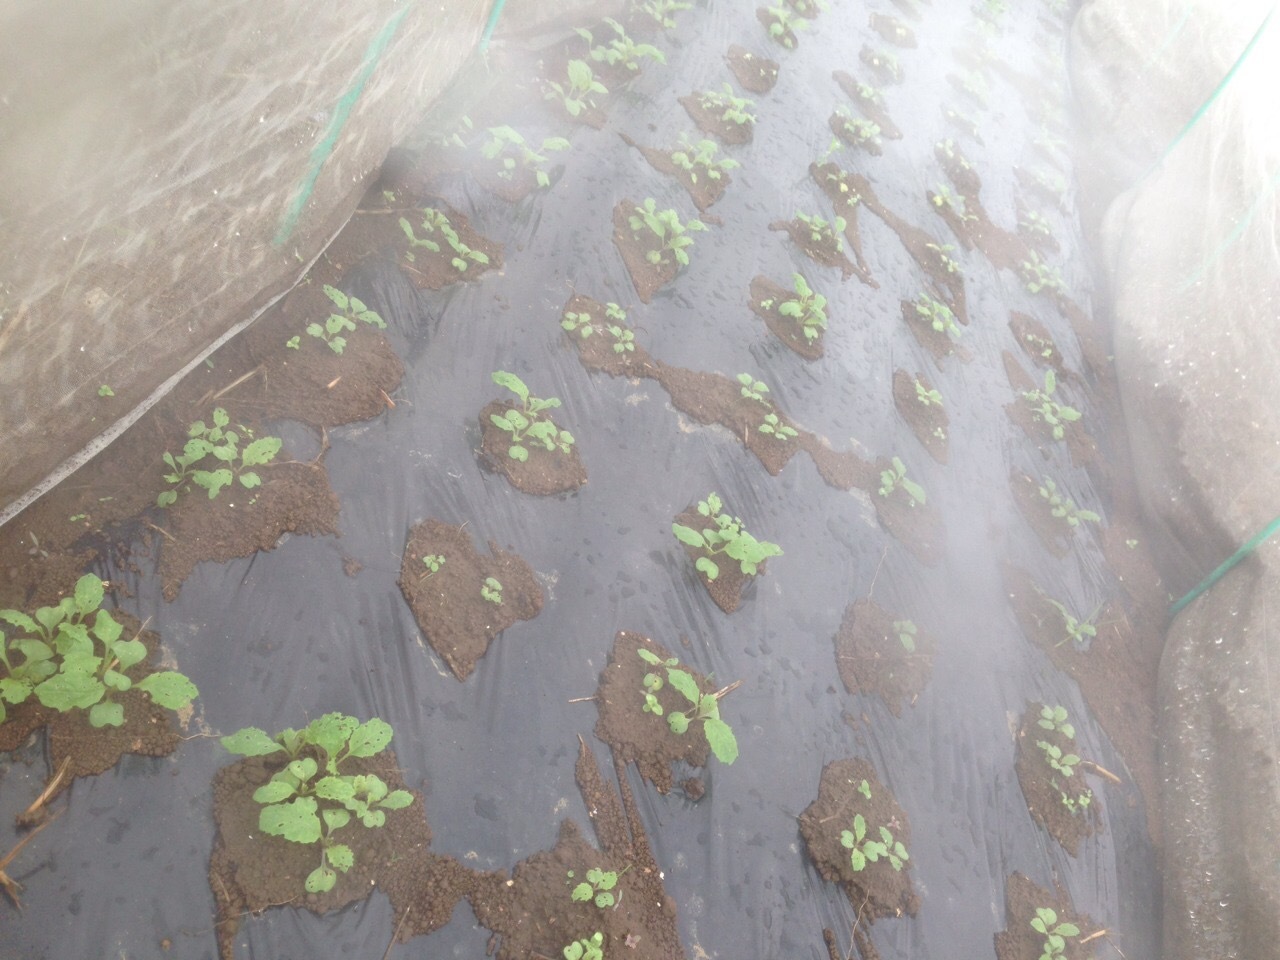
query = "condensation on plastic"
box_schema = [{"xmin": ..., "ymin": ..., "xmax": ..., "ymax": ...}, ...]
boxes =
[{"xmin": 0, "ymin": 3, "xmax": 1161, "ymax": 959}]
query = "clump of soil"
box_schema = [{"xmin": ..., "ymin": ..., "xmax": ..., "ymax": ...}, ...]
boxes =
[
  {"xmin": 593, "ymin": 631, "xmax": 719, "ymax": 796},
  {"xmin": 612, "ymin": 199, "xmax": 695, "ymax": 304},
  {"xmin": 994, "ymin": 872, "xmax": 1100, "ymax": 960},
  {"xmin": 799, "ymin": 758, "xmax": 919, "ymax": 920},
  {"xmin": 157, "ymin": 457, "xmax": 341, "ymax": 601},
  {"xmin": 725, "ymin": 44, "xmax": 779, "ymax": 93},
  {"xmin": 1013, "ymin": 702, "xmax": 1101, "ymax": 855},
  {"xmin": 678, "ymin": 90, "xmax": 754, "ymax": 145},
  {"xmin": 1002, "ymin": 352, "xmax": 1097, "ymax": 467},
  {"xmin": 828, "ymin": 109, "xmax": 884, "ymax": 156},
  {"xmin": 892, "ymin": 369, "xmax": 949, "ymax": 464},
  {"xmin": 832, "ymin": 71, "xmax": 902, "ymax": 140},
  {"xmin": 860, "ymin": 45, "xmax": 904, "ymax": 85},
  {"xmin": 672, "ymin": 498, "xmax": 773, "ymax": 614},
  {"xmin": 396, "ymin": 203, "xmax": 504, "ymax": 290},
  {"xmin": 769, "ymin": 216, "xmax": 857, "ymax": 279},
  {"xmin": 209, "ymin": 749, "xmax": 473, "ymax": 960},
  {"xmin": 478, "ymin": 401, "xmax": 588, "ymax": 497},
  {"xmin": 398, "ymin": 519, "xmax": 543, "ymax": 681},
  {"xmin": 870, "ymin": 464, "xmax": 946, "ymax": 567},
  {"xmin": 1009, "ymin": 311, "xmax": 1069, "ymax": 380},
  {"xmin": 750, "ymin": 275, "xmax": 825, "ymax": 360},
  {"xmin": 900, "ymin": 298, "xmax": 959, "ymax": 363},
  {"xmin": 619, "ymin": 133, "xmax": 732, "ymax": 213},
  {"xmin": 833, "ymin": 598, "xmax": 935, "ymax": 715},
  {"xmin": 869, "ymin": 12, "xmax": 916, "ymax": 47},
  {"xmin": 1008, "ymin": 470, "xmax": 1085, "ymax": 558}
]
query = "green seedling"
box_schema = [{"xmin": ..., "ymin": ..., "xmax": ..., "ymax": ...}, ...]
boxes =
[
  {"xmin": 157, "ymin": 408, "xmax": 282, "ymax": 507},
  {"xmin": 834, "ymin": 109, "xmax": 881, "ymax": 148},
  {"xmin": 481, "ymin": 577, "xmax": 503, "ymax": 605},
  {"xmin": 915, "ymin": 380, "xmax": 943, "ymax": 407},
  {"xmin": 765, "ymin": 3, "xmax": 808, "ymax": 48},
  {"xmin": 544, "ymin": 59, "xmax": 609, "ymax": 118},
  {"xmin": 926, "ymin": 242, "xmax": 960, "ymax": 274},
  {"xmin": 97, "ymin": 385, "xmax": 114, "ymax": 398},
  {"xmin": 914, "ymin": 293, "xmax": 961, "ymax": 337},
  {"xmin": 1038, "ymin": 476, "xmax": 1100, "ymax": 527},
  {"xmin": 1031, "ymin": 907, "xmax": 1080, "ymax": 960},
  {"xmin": 864, "ymin": 48, "xmax": 902, "ymax": 82},
  {"xmin": 759, "ymin": 413, "xmax": 797, "ymax": 440},
  {"xmin": 1043, "ymin": 597, "xmax": 1100, "ymax": 648},
  {"xmin": 628, "ymin": 198, "xmax": 707, "ymax": 267},
  {"xmin": 1019, "ymin": 210, "xmax": 1054, "ymax": 240},
  {"xmin": 489, "ymin": 370, "xmax": 575, "ymax": 462},
  {"xmin": 568, "ymin": 866, "xmax": 621, "ymax": 908},
  {"xmin": 635, "ymin": 0, "xmax": 691, "ymax": 29},
  {"xmin": 1024, "ymin": 332, "xmax": 1056, "ymax": 360},
  {"xmin": 1020, "ymin": 251, "xmax": 1067, "ymax": 296},
  {"xmin": 795, "ymin": 211, "xmax": 846, "ymax": 252},
  {"xmin": 697, "ymin": 83, "xmax": 756, "ymax": 127},
  {"xmin": 933, "ymin": 426, "xmax": 947, "ymax": 440},
  {"xmin": 878, "ymin": 457, "xmax": 926, "ymax": 505},
  {"xmin": 304, "ymin": 285, "xmax": 387, "ymax": 355},
  {"xmin": 776, "ymin": 273, "xmax": 829, "ymax": 341},
  {"xmin": 69, "ymin": 514, "xmax": 88, "ymax": 523},
  {"xmin": 561, "ymin": 302, "xmax": 628, "ymax": 340},
  {"xmin": 562, "ymin": 932, "xmax": 604, "ymax": 960},
  {"xmin": 931, "ymin": 184, "xmax": 976, "ymax": 223},
  {"xmin": 821, "ymin": 169, "xmax": 862, "ymax": 211},
  {"xmin": 1034, "ymin": 705, "xmax": 1093, "ymax": 814},
  {"xmin": 481, "ymin": 126, "xmax": 571, "ymax": 189},
  {"xmin": 934, "ymin": 138, "xmax": 972, "ymax": 169},
  {"xmin": 576, "ymin": 18, "xmax": 665, "ymax": 72},
  {"xmin": 671, "ymin": 491, "xmax": 783, "ymax": 582},
  {"xmin": 839, "ymin": 780, "xmax": 910, "ymax": 872},
  {"xmin": 1037, "ymin": 704, "xmax": 1075, "ymax": 738},
  {"xmin": 637, "ymin": 647, "xmax": 739, "ymax": 764},
  {"xmin": 1023, "ymin": 370, "xmax": 1080, "ymax": 440},
  {"xmin": 791, "ymin": 0, "xmax": 829, "ymax": 13},
  {"xmin": 399, "ymin": 207, "xmax": 490, "ymax": 273},
  {"xmin": 854, "ymin": 80, "xmax": 882, "ymax": 104},
  {"xmin": 669, "ymin": 135, "xmax": 739, "ymax": 184},
  {"xmin": 736, "ymin": 373, "xmax": 770, "ymax": 405},
  {"xmin": 421, "ymin": 554, "xmax": 445, "ymax": 577},
  {"xmin": 893, "ymin": 619, "xmax": 917, "ymax": 653},
  {"xmin": 0, "ymin": 574, "xmax": 198, "ymax": 728},
  {"xmin": 221, "ymin": 714, "xmax": 414, "ymax": 895},
  {"xmin": 606, "ymin": 325, "xmax": 635, "ymax": 353}
]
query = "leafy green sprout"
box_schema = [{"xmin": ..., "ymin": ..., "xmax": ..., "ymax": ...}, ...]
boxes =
[
  {"xmin": 934, "ymin": 139, "xmax": 971, "ymax": 168},
  {"xmin": 1024, "ymin": 332, "xmax": 1056, "ymax": 360},
  {"xmin": 562, "ymin": 303, "xmax": 631, "ymax": 346},
  {"xmin": 697, "ymin": 83, "xmax": 756, "ymax": 126},
  {"xmin": 931, "ymin": 184, "xmax": 976, "ymax": 223},
  {"xmin": 157, "ymin": 408, "xmax": 282, "ymax": 507},
  {"xmin": 481, "ymin": 577, "xmax": 503, "ymax": 605},
  {"xmin": 544, "ymin": 59, "xmax": 609, "ymax": 118},
  {"xmin": 628, "ymin": 198, "xmax": 707, "ymax": 267},
  {"xmin": 421, "ymin": 554, "xmax": 445, "ymax": 577},
  {"xmin": 1020, "ymin": 251, "xmax": 1068, "ymax": 296},
  {"xmin": 736, "ymin": 373, "xmax": 770, "ymax": 405},
  {"xmin": 1037, "ymin": 704, "xmax": 1074, "ymax": 738},
  {"xmin": 1035, "ymin": 705, "xmax": 1093, "ymax": 814},
  {"xmin": 765, "ymin": 3, "xmax": 808, "ymax": 48},
  {"xmin": 878, "ymin": 457, "xmax": 927, "ymax": 506},
  {"xmin": 915, "ymin": 380, "xmax": 943, "ymax": 407},
  {"xmin": 855, "ymin": 81, "xmax": 882, "ymax": 104},
  {"xmin": 637, "ymin": 648, "xmax": 740, "ymax": 764},
  {"xmin": 835, "ymin": 109, "xmax": 881, "ymax": 148},
  {"xmin": 865, "ymin": 48, "xmax": 902, "ymax": 82},
  {"xmin": 774, "ymin": 273, "xmax": 828, "ymax": 341},
  {"xmin": 576, "ymin": 18, "xmax": 665, "ymax": 71},
  {"xmin": 1020, "ymin": 210, "xmax": 1054, "ymax": 239},
  {"xmin": 795, "ymin": 212, "xmax": 847, "ymax": 252},
  {"xmin": 893, "ymin": 619, "xmax": 917, "ymax": 653},
  {"xmin": 97, "ymin": 385, "xmax": 114, "ymax": 398},
  {"xmin": 914, "ymin": 293, "xmax": 961, "ymax": 337},
  {"xmin": 1038, "ymin": 477, "xmax": 1101, "ymax": 527},
  {"xmin": 822, "ymin": 170, "xmax": 862, "ymax": 211},
  {"xmin": 399, "ymin": 208, "xmax": 491, "ymax": 273},
  {"xmin": 636, "ymin": 0, "xmax": 691, "ymax": 29},
  {"xmin": 606, "ymin": 325, "xmax": 635, "ymax": 353},
  {"xmin": 221, "ymin": 714, "xmax": 414, "ymax": 895},
  {"xmin": 562, "ymin": 932, "xmax": 604, "ymax": 960},
  {"xmin": 480, "ymin": 126, "xmax": 571, "ymax": 188},
  {"xmin": 759, "ymin": 413, "xmax": 797, "ymax": 440},
  {"xmin": 1023, "ymin": 370, "xmax": 1081, "ymax": 440},
  {"xmin": 489, "ymin": 370, "xmax": 575, "ymax": 462},
  {"xmin": 671, "ymin": 492, "xmax": 783, "ymax": 582},
  {"xmin": 0, "ymin": 573, "xmax": 198, "ymax": 728},
  {"xmin": 669, "ymin": 135, "xmax": 739, "ymax": 184},
  {"xmin": 301, "ymin": 285, "xmax": 387, "ymax": 355},
  {"xmin": 926, "ymin": 242, "xmax": 960, "ymax": 274},
  {"xmin": 1043, "ymin": 598, "xmax": 1100, "ymax": 647},
  {"xmin": 568, "ymin": 866, "xmax": 623, "ymax": 908},
  {"xmin": 1031, "ymin": 907, "xmax": 1081, "ymax": 960},
  {"xmin": 839, "ymin": 780, "xmax": 910, "ymax": 872}
]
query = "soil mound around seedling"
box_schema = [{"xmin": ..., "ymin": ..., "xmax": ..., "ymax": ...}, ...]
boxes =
[
  {"xmin": 994, "ymin": 871, "xmax": 1099, "ymax": 960},
  {"xmin": 620, "ymin": 133, "xmax": 732, "ymax": 213},
  {"xmin": 398, "ymin": 518, "xmax": 544, "ymax": 681},
  {"xmin": 750, "ymin": 275, "xmax": 825, "ymax": 360},
  {"xmin": 892, "ymin": 369, "xmax": 949, "ymax": 464},
  {"xmin": 1013, "ymin": 702, "xmax": 1101, "ymax": 856},
  {"xmin": 478, "ymin": 400, "xmax": 588, "ymax": 496},
  {"xmin": 833, "ymin": 599, "xmax": 935, "ymax": 716},
  {"xmin": 725, "ymin": 44, "xmax": 778, "ymax": 94}
]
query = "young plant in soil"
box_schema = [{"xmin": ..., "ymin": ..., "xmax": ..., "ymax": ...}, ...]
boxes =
[
  {"xmin": 931, "ymin": 184, "xmax": 976, "ymax": 224},
  {"xmin": 878, "ymin": 456, "xmax": 926, "ymax": 505},
  {"xmin": 925, "ymin": 242, "xmax": 959, "ymax": 275},
  {"xmin": 893, "ymin": 619, "xmax": 918, "ymax": 653},
  {"xmin": 759, "ymin": 273, "xmax": 828, "ymax": 342},
  {"xmin": 637, "ymin": 647, "xmax": 739, "ymax": 764},
  {"xmin": 627, "ymin": 197, "xmax": 707, "ymax": 269},
  {"xmin": 543, "ymin": 59, "xmax": 609, "ymax": 118},
  {"xmin": 576, "ymin": 18, "xmax": 665, "ymax": 72},
  {"xmin": 1022, "ymin": 370, "xmax": 1080, "ymax": 440},
  {"xmin": 488, "ymin": 371, "xmax": 575, "ymax": 462},
  {"xmin": 481, "ymin": 577, "xmax": 503, "ymax": 604},
  {"xmin": 221, "ymin": 714, "xmax": 414, "ymax": 894},
  {"xmin": 1019, "ymin": 209, "xmax": 1054, "ymax": 241},
  {"xmin": 420, "ymin": 554, "xmax": 445, "ymax": 577},
  {"xmin": 1038, "ymin": 477, "xmax": 1100, "ymax": 528},
  {"xmin": 157, "ymin": 408, "xmax": 282, "ymax": 507},
  {"xmin": 480, "ymin": 126, "xmax": 571, "ymax": 189},
  {"xmin": 669, "ymin": 135, "xmax": 739, "ymax": 185},
  {"xmin": 562, "ymin": 931, "xmax": 604, "ymax": 960},
  {"xmin": 1041, "ymin": 596, "xmax": 1100, "ymax": 648},
  {"xmin": 0, "ymin": 573, "xmax": 198, "ymax": 728},
  {"xmin": 287, "ymin": 285, "xmax": 387, "ymax": 354},
  {"xmin": 762, "ymin": 3, "xmax": 808, "ymax": 49},
  {"xmin": 1035, "ymin": 705, "xmax": 1093, "ymax": 814},
  {"xmin": 635, "ymin": 0, "xmax": 691, "ymax": 30},
  {"xmin": 1031, "ymin": 906, "xmax": 1081, "ymax": 959},
  {"xmin": 794, "ymin": 211, "xmax": 846, "ymax": 253},
  {"xmin": 1020, "ymin": 251, "xmax": 1067, "ymax": 296},
  {"xmin": 697, "ymin": 84, "xmax": 757, "ymax": 129},
  {"xmin": 915, "ymin": 379, "xmax": 943, "ymax": 410},
  {"xmin": 400, "ymin": 207, "xmax": 491, "ymax": 274},
  {"xmin": 840, "ymin": 778, "xmax": 910, "ymax": 872},
  {"xmin": 735, "ymin": 373, "xmax": 797, "ymax": 441},
  {"xmin": 671, "ymin": 491, "xmax": 783, "ymax": 581},
  {"xmin": 568, "ymin": 866, "xmax": 624, "ymax": 908},
  {"xmin": 831, "ymin": 108, "xmax": 882, "ymax": 150},
  {"xmin": 913, "ymin": 293, "xmax": 961, "ymax": 338},
  {"xmin": 563, "ymin": 301, "xmax": 634, "ymax": 353},
  {"xmin": 861, "ymin": 46, "xmax": 902, "ymax": 83}
]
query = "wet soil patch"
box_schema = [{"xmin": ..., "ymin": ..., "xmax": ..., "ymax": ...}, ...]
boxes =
[
  {"xmin": 933, "ymin": 144, "xmax": 1028, "ymax": 273},
  {"xmin": 1008, "ymin": 471, "xmax": 1073, "ymax": 558},
  {"xmin": 892, "ymin": 369, "xmax": 949, "ymax": 464},
  {"xmin": 1013, "ymin": 702, "xmax": 1101, "ymax": 856},
  {"xmin": 994, "ymin": 872, "xmax": 1100, "ymax": 960},
  {"xmin": 672, "ymin": 500, "xmax": 763, "ymax": 615},
  {"xmin": 832, "ymin": 71, "xmax": 902, "ymax": 140},
  {"xmin": 593, "ymin": 631, "xmax": 715, "ymax": 795},
  {"xmin": 611, "ymin": 200, "xmax": 683, "ymax": 304},
  {"xmin": 398, "ymin": 518, "xmax": 544, "ymax": 681},
  {"xmin": 395, "ymin": 203, "xmax": 504, "ymax": 291},
  {"xmin": 799, "ymin": 757, "xmax": 919, "ymax": 921},
  {"xmin": 750, "ymin": 275, "xmax": 825, "ymax": 360},
  {"xmin": 828, "ymin": 110, "xmax": 884, "ymax": 157},
  {"xmin": 807, "ymin": 165, "xmax": 878, "ymax": 286},
  {"xmin": 725, "ymin": 44, "xmax": 778, "ymax": 94},
  {"xmin": 768, "ymin": 217, "xmax": 857, "ymax": 279},
  {"xmin": 1002, "ymin": 352, "xmax": 1097, "ymax": 467},
  {"xmin": 209, "ymin": 749, "xmax": 472, "ymax": 960},
  {"xmin": 560, "ymin": 294, "xmax": 660, "ymax": 379},
  {"xmin": 619, "ymin": 133, "xmax": 731, "ymax": 213},
  {"xmin": 158, "ymin": 458, "xmax": 340, "ymax": 601},
  {"xmin": 870, "ymin": 470, "xmax": 945, "ymax": 567},
  {"xmin": 833, "ymin": 598, "xmax": 935, "ymax": 715},
  {"xmin": 900, "ymin": 299, "xmax": 959, "ymax": 363},
  {"xmin": 678, "ymin": 92, "xmax": 754, "ymax": 146},
  {"xmin": 1009, "ymin": 311, "xmax": 1069, "ymax": 382},
  {"xmin": 869, "ymin": 12, "xmax": 916, "ymax": 47},
  {"xmin": 478, "ymin": 401, "xmax": 588, "ymax": 496}
]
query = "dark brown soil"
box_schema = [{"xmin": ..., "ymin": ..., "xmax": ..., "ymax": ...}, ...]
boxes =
[
  {"xmin": 672, "ymin": 501, "xmax": 763, "ymax": 615},
  {"xmin": 932, "ymin": 144, "xmax": 1031, "ymax": 274},
  {"xmin": 828, "ymin": 110, "xmax": 884, "ymax": 156},
  {"xmin": 611, "ymin": 200, "xmax": 684, "ymax": 303},
  {"xmin": 397, "ymin": 519, "xmax": 544, "ymax": 681},
  {"xmin": 869, "ymin": 12, "xmax": 916, "ymax": 47},
  {"xmin": 798, "ymin": 758, "xmax": 919, "ymax": 920},
  {"xmin": 678, "ymin": 92, "xmax": 754, "ymax": 146},
  {"xmin": 1002, "ymin": 352, "xmax": 1097, "ymax": 467},
  {"xmin": 891, "ymin": 369, "xmax": 949, "ymax": 464},
  {"xmin": 592, "ymin": 631, "xmax": 716, "ymax": 795},
  {"xmin": 560, "ymin": 295, "xmax": 660, "ymax": 380},
  {"xmin": 1013, "ymin": 703, "xmax": 1101, "ymax": 856},
  {"xmin": 478, "ymin": 400, "xmax": 588, "ymax": 496},
  {"xmin": 397, "ymin": 203, "xmax": 504, "ymax": 290},
  {"xmin": 1008, "ymin": 470, "xmax": 1079, "ymax": 558},
  {"xmin": 472, "ymin": 160, "xmax": 545, "ymax": 204},
  {"xmin": 870, "ymin": 467, "xmax": 946, "ymax": 567},
  {"xmin": 725, "ymin": 44, "xmax": 779, "ymax": 94},
  {"xmin": 750, "ymin": 275, "xmax": 825, "ymax": 360},
  {"xmin": 768, "ymin": 217, "xmax": 857, "ymax": 279},
  {"xmin": 833, "ymin": 598, "xmax": 935, "ymax": 715},
  {"xmin": 756, "ymin": 7, "xmax": 799, "ymax": 50},
  {"xmin": 209, "ymin": 749, "xmax": 473, "ymax": 960},
  {"xmin": 860, "ymin": 46, "xmax": 903, "ymax": 85},
  {"xmin": 619, "ymin": 133, "xmax": 731, "ymax": 213},
  {"xmin": 994, "ymin": 872, "xmax": 1100, "ymax": 960},
  {"xmin": 808, "ymin": 165, "xmax": 877, "ymax": 286},
  {"xmin": 158, "ymin": 457, "xmax": 341, "ymax": 601},
  {"xmin": 832, "ymin": 71, "xmax": 902, "ymax": 140},
  {"xmin": 900, "ymin": 299, "xmax": 958, "ymax": 362},
  {"xmin": 1009, "ymin": 310, "xmax": 1069, "ymax": 381}
]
